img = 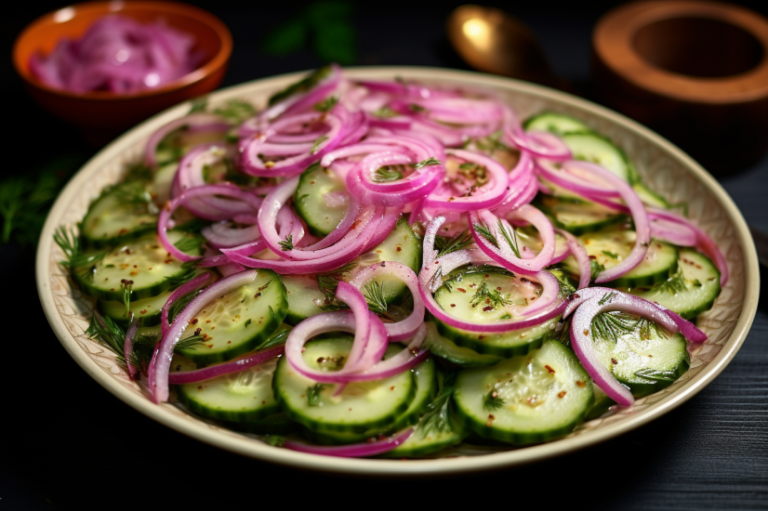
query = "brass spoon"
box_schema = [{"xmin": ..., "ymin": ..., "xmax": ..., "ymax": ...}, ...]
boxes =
[{"xmin": 446, "ymin": 4, "xmax": 558, "ymax": 87}]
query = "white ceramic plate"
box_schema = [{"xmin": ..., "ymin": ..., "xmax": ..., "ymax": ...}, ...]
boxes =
[{"xmin": 36, "ymin": 67, "xmax": 760, "ymax": 475}]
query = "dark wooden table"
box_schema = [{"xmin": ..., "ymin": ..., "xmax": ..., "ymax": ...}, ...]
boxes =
[{"xmin": 2, "ymin": 2, "xmax": 766, "ymax": 509}]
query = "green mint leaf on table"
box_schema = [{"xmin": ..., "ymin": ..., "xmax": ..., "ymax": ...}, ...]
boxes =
[
  {"xmin": 307, "ymin": 384, "xmax": 326, "ymax": 407},
  {"xmin": 483, "ymin": 390, "xmax": 505, "ymax": 411},
  {"xmin": 372, "ymin": 165, "xmax": 403, "ymax": 183}
]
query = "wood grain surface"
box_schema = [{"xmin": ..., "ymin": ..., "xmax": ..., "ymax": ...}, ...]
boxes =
[{"xmin": 2, "ymin": 1, "xmax": 766, "ymax": 509}]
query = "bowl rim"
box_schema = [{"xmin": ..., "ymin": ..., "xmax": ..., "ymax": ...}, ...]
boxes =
[
  {"xmin": 12, "ymin": 0, "xmax": 233, "ymax": 101},
  {"xmin": 35, "ymin": 66, "xmax": 760, "ymax": 475}
]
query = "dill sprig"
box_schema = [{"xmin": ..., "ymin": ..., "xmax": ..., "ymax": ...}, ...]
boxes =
[
  {"xmin": 413, "ymin": 157, "xmax": 441, "ymax": 169},
  {"xmin": 268, "ymin": 66, "xmax": 332, "ymax": 107},
  {"xmin": 497, "ymin": 219, "xmax": 521, "ymax": 258},
  {"xmin": 255, "ymin": 328, "xmax": 290, "ymax": 351},
  {"xmin": 164, "ymin": 263, "xmax": 199, "ymax": 289},
  {"xmin": 173, "ymin": 233, "xmax": 205, "ymax": 256},
  {"xmin": 372, "ymin": 165, "xmax": 403, "ymax": 183},
  {"xmin": 590, "ymin": 259, "xmax": 606, "ymax": 281},
  {"xmin": 409, "ymin": 104, "xmax": 427, "ymax": 113},
  {"xmin": 550, "ymin": 268, "xmax": 576, "ymax": 298},
  {"xmin": 214, "ymin": 99, "xmax": 257, "ymax": 124},
  {"xmin": 602, "ymin": 250, "xmax": 619, "ymax": 259},
  {"xmin": 53, "ymin": 226, "xmax": 107, "ymax": 279},
  {"xmin": 434, "ymin": 229, "xmax": 473, "ymax": 257},
  {"xmin": 633, "ymin": 368, "xmax": 678, "ymax": 383},
  {"xmin": 472, "ymin": 130, "xmax": 510, "ymax": 154},
  {"xmin": 483, "ymin": 389, "xmax": 505, "ymax": 411},
  {"xmin": 363, "ymin": 281, "xmax": 388, "ymax": 315},
  {"xmin": 314, "ymin": 96, "xmax": 339, "ymax": 112},
  {"xmin": 470, "ymin": 281, "xmax": 513, "ymax": 309},
  {"xmin": 650, "ymin": 268, "xmax": 687, "ymax": 294},
  {"xmin": 306, "ymin": 384, "xmax": 326, "ymax": 407},
  {"xmin": 473, "ymin": 221, "xmax": 499, "ymax": 248},
  {"xmin": 457, "ymin": 162, "xmax": 489, "ymax": 186},
  {"xmin": 188, "ymin": 96, "xmax": 208, "ymax": 113},
  {"xmin": 419, "ymin": 371, "xmax": 457, "ymax": 436},
  {"xmin": 85, "ymin": 314, "xmax": 128, "ymax": 363},
  {"xmin": 316, "ymin": 263, "xmax": 357, "ymax": 311},
  {"xmin": 591, "ymin": 312, "xmax": 636, "ymax": 342},
  {"xmin": 598, "ymin": 292, "xmax": 615, "ymax": 305},
  {"xmin": 439, "ymin": 264, "xmax": 514, "ymax": 293},
  {"xmin": 311, "ymin": 135, "xmax": 328, "ymax": 154},
  {"xmin": 278, "ymin": 234, "xmax": 294, "ymax": 251},
  {"xmin": 370, "ymin": 106, "xmax": 398, "ymax": 118}
]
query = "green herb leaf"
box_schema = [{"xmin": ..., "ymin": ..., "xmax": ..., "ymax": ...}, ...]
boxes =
[
  {"xmin": 419, "ymin": 371, "xmax": 457, "ymax": 436},
  {"xmin": 590, "ymin": 259, "xmax": 606, "ymax": 281},
  {"xmin": 188, "ymin": 96, "xmax": 208, "ymax": 114},
  {"xmin": 602, "ymin": 250, "xmax": 619, "ymax": 259},
  {"xmin": 314, "ymin": 96, "xmax": 339, "ymax": 112},
  {"xmin": 470, "ymin": 281, "xmax": 513, "ymax": 310},
  {"xmin": 473, "ymin": 222, "xmax": 499, "ymax": 248},
  {"xmin": 409, "ymin": 104, "xmax": 427, "ymax": 113},
  {"xmin": 434, "ymin": 230, "xmax": 473, "ymax": 257},
  {"xmin": 311, "ymin": 135, "xmax": 328, "ymax": 155},
  {"xmin": 413, "ymin": 157, "xmax": 441, "ymax": 169},
  {"xmin": 370, "ymin": 106, "xmax": 398, "ymax": 118},
  {"xmin": 496, "ymin": 219, "xmax": 521, "ymax": 258},
  {"xmin": 267, "ymin": 65, "xmax": 331, "ymax": 106},
  {"xmin": 278, "ymin": 234, "xmax": 294, "ymax": 251},
  {"xmin": 266, "ymin": 435, "xmax": 286, "ymax": 447},
  {"xmin": 634, "ymin": 368, "xmax": 678, "ymax": 383},
  {"xmin": 363, "ymin": 281, "xmax": 388, "ymax": 315},
  {"xmin": 255, "ymin": 328, "xmax": 290, "ymax": 351},
  {"xmin": 214, "ymin": 99, "xmax": 257, "ymax": 125},
  {"xmin": 372, "ymin": 165, "xmax": 403, "ymax": 183},
  {"xmin": 649, "ymin": 268, "xmax": 687, "ymax": 294},
  {"xmin": 598, "ymin": 292, "xmax": 615, "ymax": 305},
  {"xmin": 307, "ymin": 384, "xmax": 326, "ymax": 407},
  {"xmin": 483, "ymin": 390, "xmax": 505, "ymax": 411}
]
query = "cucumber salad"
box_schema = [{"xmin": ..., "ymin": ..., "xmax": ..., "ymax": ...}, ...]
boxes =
[{"xmin": 56, "ymin": 65, "xmax": 725, "ymax": 458}]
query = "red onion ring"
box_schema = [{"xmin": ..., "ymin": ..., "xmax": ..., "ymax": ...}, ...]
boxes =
[
  {"xmin": 284, "ymin": 428, "xmax": 413, "ymax": 458},
  {"xmin": 168, "ymin": 345, "xmax": 284, "ymax": 384}
]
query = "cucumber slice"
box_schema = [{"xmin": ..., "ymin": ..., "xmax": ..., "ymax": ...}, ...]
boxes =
[
  {"xmin": 432, "ymin": 269, "xmax": 560, "ymax": 357},
  {"xmin": 561, "ymin": 131, "xmax": 636, "ymax": 183},
  {"xmin": 585, "ymin": 387, "xmax": 615, "ymax": 420},
  {"xmin": 355, "ymin": 217, "xmax": 422, "ymax": 303},
  {"xmin": 175, "ymin": 269, "xmax": 288, "ymax": 365},
  {"xmin": 72, "ymin": 231, "xmax": 203, "ymax": 301},
  {"xmin": 303, "ymin": 357, "xmax": 436, "ymax": 445},
  {"xmin": 536, "ymin": 195, "xmax": 626, "ymax": 236},
  {"xmin": 282, "ymin": 275, "xmax": 326, "ymax": 325},
  {"xmin": 563, "ymin": 227, "xmax": 679, "ymax": 288},
  {"xmin": 294, "ymin": 164, "xmax": 349, "ymax": 236},
  {"xmin": 175, "ymin": 357, "xmax": 281, "ymax": 422},
  {"xmin": 515, "ymin": 224, "xmax": 570, "ymax": 259},
  {"xmin": 425, "ymin": 322, "xmax": 502, "ymax": 367},
  {"xmin": 283, "ymin": 217, "xmax": 422, "ymax": 324},
  {"xmin": 273, "ymin": 336, "xmax": 415, "ymax": 433},
  {"xmin": 453, "ymin": 340, "xmax": 594, "ymax": 444},
  {"xmin": 147, "ymin": 162, "xmax": 179, "ymax": 206},
  {"xmin": 98, "ymin": 287, "xmax": 173, "ymax": 327},
  {"xmin": 633, "ymin": 181, "xmax": 670, "ymax": 209},
  {"xmin": 81, "ymin": 182, "xmax": 158, "ymax": 248},
  {"xmin": 591, "ymin": 312, "xmax": 689, "ymax": 397},
  {"xmin": 435, "ymin": 318, "xmax": 560, "ymax": 359},
  {"xmin": 634, "ymin": 249, "xmax": 721, "ymax": 319},
  {"xmin": 523, "ymin": 112, "xmax": 590, "ymax": 135}
]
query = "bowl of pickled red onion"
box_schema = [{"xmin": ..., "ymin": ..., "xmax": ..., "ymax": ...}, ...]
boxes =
[{"xmin": 12, "ymin": 1, "xmax": 232, "ymax": 142}]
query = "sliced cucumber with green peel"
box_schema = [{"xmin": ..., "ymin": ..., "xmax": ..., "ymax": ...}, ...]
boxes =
[
  {"xmin": 523, "ymin": 112, "xmax": 590, "ymax": 135},
  {"xmin": 98, "ymin": 287, "xmax": 173, "ymax": 327},
  {"xmin": 591, "ymin": 312, "xmax": 689, "ymax": 397},
  {"xmin": 147, "ymin": 162, "xmax": 179, "ymax": 205},
  {"xmin": 303, "ymin": 357, "xmax": 436, "ymax": 445},
  {"xmin": 563, "ymin": 227, "xmax": 679, "ymax": 288},
  {"xmin": 282, "ymin": 274, "xmax": 326, "ymax": 325},
  {"xmin": 72, "ymin": 231, "xmax": 203, "ymax": 301},
  {"xmin": 283, "ymin": 217, "xmax": 422, "ymax": 324},
  {"xmin": 273, "ymin": 336, "xmax": 415, "ymax": 433},
  {"xmin": 633, "ymin": 181, "xmax": 670, "ymax": 209},
  {"xmin": 432, "ymin": 269, "xmax": 560, "ymax": 357},
  {"xmin": 294, "ymin": 164, "xmax": 349, "ymax": 236},
  {"xmin": 536, "ymin": 195, "xmax": 626, "ymax": 236},
  {"xmin": 81, "ymin": 182, "xmax": 158, "ymax": 248},
  {"xmin": 561, "ymin": 131, "xmax": 637, "ymax": 183},
  {"xmin": 453, "ymin": 340, "xmax": 593, "ymax": 444},
  {"xmin": 175, "ymin": 269, "xmax": 287, "ymax": 365},
  {"xmin": 425, "ymin": 322, "xmax": 502, "ymax": 367},
  {"xmin": 176, "ymin": 358, "xmax": 281, "ymax": 422},
  {"xmin": 634, "ymin": 249, "xmax": 721, "ymax": 319},
  {"xmin": 354, "ymin": 217, "xmax": 422, "ymax": 303},
  {"xmin": 585, "ymin": 387, "xmax": 615, "ymax": 420}
]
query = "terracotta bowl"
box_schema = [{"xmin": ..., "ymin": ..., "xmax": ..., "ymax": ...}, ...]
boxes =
[
  {"xmin": 12, "ymin": 1, "xmax": 232, "ymax": 142},
  {"xmin": 36, "ymin": 68, "xmax": 759, "ymax": 475},
  {"xmin": 592, "ymin": 1, "xmax": 768, "ymax": 172}
]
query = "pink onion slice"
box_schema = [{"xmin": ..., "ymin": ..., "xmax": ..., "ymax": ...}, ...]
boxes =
[
  {"xmin": 506, "ymin": 130, "xmax": 571, "ymax": 160},
  {"xmin": 124, "ymin": 319, "xmax": 140, "ymax": 380},
  {"xmin": 168, "ymin": 345, "xmax": 284, "ymax": 384},
  {"xmin": 348, "ymin": 261, "xmax": 425, "ymax": 341},
  {"xmin": 149, "ymin": 270, "xmax": 259, "ymax": 403},
  {"xmin": 423, "ymin": 149, "xmax": 509, "ymax": 211},
  {"xmin": 160, "ymin": 272, "xmax": 213, "ymax": 337},
  {"xmin": 557, "ymin": 229, "xmax": 591, "ymax": 289},
  {"xmin": 284, "ymin": 428, "xmax": 413, "ymax": 458}
]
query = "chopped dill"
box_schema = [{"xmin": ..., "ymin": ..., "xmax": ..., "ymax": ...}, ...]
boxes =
[
  {"xmin": 313, "ymin": 96, "xmax": 339, "ymax": 112},
  {"xmin": 470, "ymin": 281, "xmax": 513, "ymax": 309},
  {"xmin": 311, "ymin": 135, "xmax": 328, "ymax": 154},
  {"xmin": 590, "ymin": 259, "xmax": 606, "ymax": 281},
  {"xmin": 650, "ymin": 268, "xmax": 687, "ymax": 294},
  {"xmin": 496, "ymin": 219, "xmax": 521, "ymax": 258},
  {"xmin": 419, "ymin": 371, "xmax": 457, "ymax": 436},
  {"xmin": 306, "ymin": 384, "xmax": 326, "ymax": 407},
  {"xmin": 413, "ymin": 157, "xmax": 441, "ymax": 169},
  {"xmin": 214, "ymin": 99, "xmax": 257, "ymax": 124},
  {"xmin": 602, "ymin": 250, "xmax": 619, "ymax": 259},
  {"xmin": 434, "ymin": 229, "xmax": 473, "ymax": 257},
  {"xmin": 372, "ymin": 165, "xmax": 403, "ymax": 183},
  {"xmin": 363, "ymin": 281, "xmax": 388, "ymax": 315},
  {"xmin": 483, "ymin": 390, "xmax": 505, "ymax": 411},
  {"xmin": 278, "ymin": 234, "xmax": 294, "ymax": 251},
  {"xmin": 473, "ymin": 221, "xmax": 499, "ymax": 248}
]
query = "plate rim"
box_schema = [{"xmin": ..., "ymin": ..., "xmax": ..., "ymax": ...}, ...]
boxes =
[{"xmin": 36, "ymin": 66, "xmax": 760, "ymax": 475}]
